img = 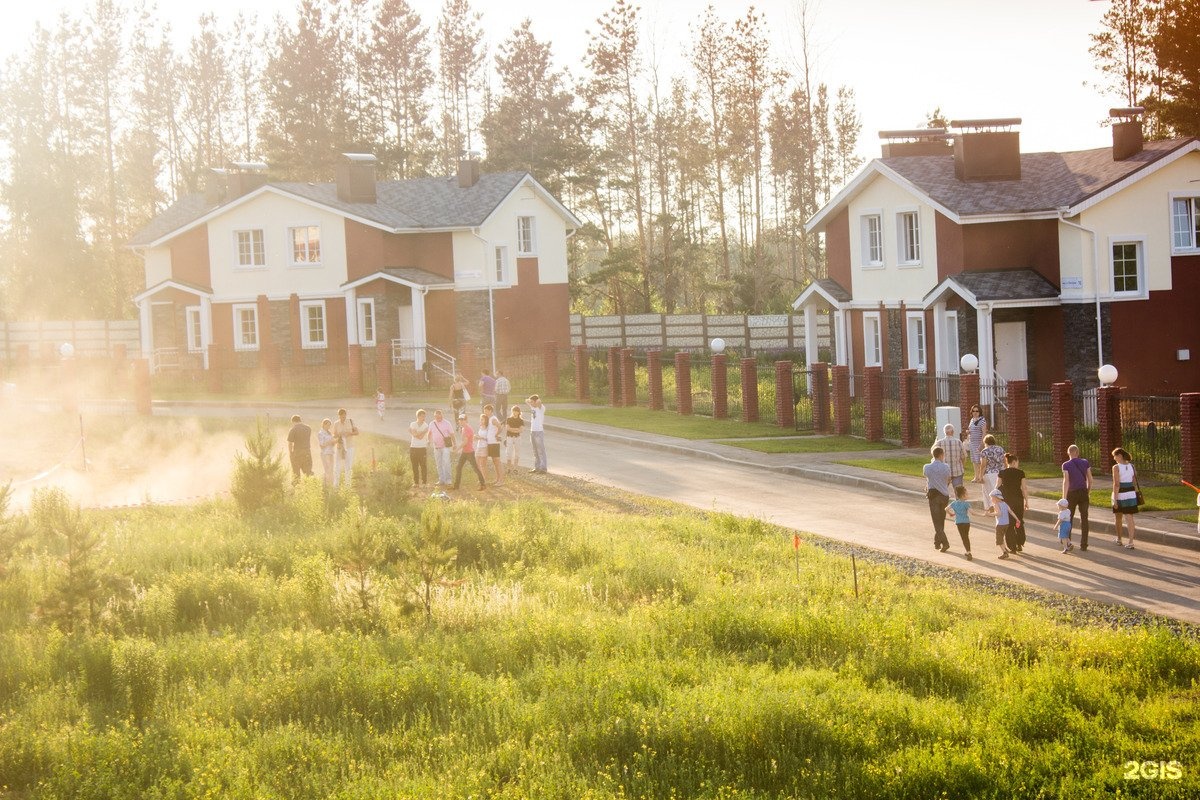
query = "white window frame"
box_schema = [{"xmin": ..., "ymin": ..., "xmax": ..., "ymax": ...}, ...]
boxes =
[
  {"xmin": 1109, "ymin": 237, "xmax": 1146, "ymax": 298},
  {"xmin": 517, "ymin": 216, "xmax": 536, "ymax": 256},
  {"xmin": 1170, "ymin": 194, "xmax": 1200, "ymax": 253},
  {"xmin": 185, "ymin": 306, "xmax": 203, "ymax": 352},
  {"xmin": 288, "ymin": 225, "xmax": 322, "ymax": 266},
  {"xmin": 906, "ymin": 312, "xmax": 927, "ymax": 372},
  {"xmin": 944, "ymin": 310, "xmax": 960, "ymax": 373},
  {"xmin": 896, "ymin": 209, "xmax": 922, "ymax": 267},
  {"xmin": 232, "ymin": 303, "xmax": 259, "ymax": 352},
  {"xmin": 299, "ymin": 300, "xmax": 328, "ymax": 349},
  {"xmin": 860, "ymin": 211, "xmax": 884, "ymax": 268},
  {"xmin": 863, "ymin": 312, "xmax": 882, "ymax": 367},
  {"xmin": 494, "ymin": 245, "xmax": 510, "ymax": 284},
  {"xmin": 234, "ymin": 229, "xmax": 266, "ymax": 268},
  {"xmin": 357, "ymin": 298, "xmax": 376, "ymax": 346}
]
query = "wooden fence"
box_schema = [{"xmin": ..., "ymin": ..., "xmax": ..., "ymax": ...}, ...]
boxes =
[
  {"xmin": 570, "ymin": 313, "xmax": 832, "ymax": 353},
  {"xmin": 0, "ymin": 320, "xmax": 140, "ymax": 362}
]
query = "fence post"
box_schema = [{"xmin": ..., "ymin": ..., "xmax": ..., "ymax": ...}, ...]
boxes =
[
  {"xmin": 607, "ymin": 346, "xmax": 622, "ymax": 407},
  {"xmin": 864, "ymin": 366, "xmax": 883, "ymax": 442},
  {"xmin": 831, "ymin": 365, "xmax": 850, "ymax": 435},
  {"xmin": 899, "ymin": 368, "xmax": 919, "ymax": 447},
  {"xmin": 1051, "ymin": 381, "xmax": 1074, "ymax": 466},
  {"xmin": 712, "ymin": 353, "xmax": 728, "ymax": 419},
  {"xmin": 812, "ymin": 362, "xmax": 830, "ymax": 434},
  {"xmin": 1007, "ymin": 380, "xmax": 1030, "ymax": 460},
  {"xmin": 621, "ymin": 347, "xmax": 636, "ymax": 407},
  {"xmin": 458, "ymin": 343, "xmax": 477, "ymax": 383},
  {"xmin": 647, "ymin": 350, "xmax": 663, "ymax": 410},
  {"xmin": 265, "ymin": 344, "xmax": 283, "ymax": 395},
  {"xmin": 741, "ymin": 357, "xmax": 759, "ymax": 423},
  {"xmin": 207, "ymin": 344, "xmax": 224, "ymax": 394},
  {"xmin": 1097, "ymin": 385, "xmax": 1122, "ymax": 471},
  {"xmin": 574, "ymin": 345, "xmax": 589, "ymax": 402},
  {"xmin": 543, "ymin": 341, "xmax": 560, "ymax": 396},
  {"xmin": 960, "ymin": 371, "xmax": 980, "ymax": 432},
  {"xmin": 1182, "ymin": 393, "xmax": 1200, "ymax": 486},
  {"xmin": 675, "ymin": 352, "xmax": 692, "ymax": 416},
  {"xmin": 347, "ymin": 343, "xmax": 364, "ymax": 396},
  {"xmin": 776, "ymin": 361, "xmax": 795, "ymax": 429},
  {"xmin": 134, "ymin": 358, "xmax": 152, "ymax": 416},
  {"xmin": 376, "ymin": 346, "xmax": 393, "ymax": 395}
]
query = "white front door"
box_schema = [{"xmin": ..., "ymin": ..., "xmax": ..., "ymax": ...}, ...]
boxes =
[
  {"xmin": 993, "ymin": 321, "xmax": 1028, "ymax": 382},
  {"xmin": 396, "ymin": 304, "xmax": 415, "ymax": 360}
]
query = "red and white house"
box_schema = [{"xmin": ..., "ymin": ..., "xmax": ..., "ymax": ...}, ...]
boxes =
[
  {"xmin": 794, "ymin": 112, "xmax": 1200, "ymax": 396},
  {"xmin": 130, "ymin": 156, "xmax": 581, "ymax": 381}
]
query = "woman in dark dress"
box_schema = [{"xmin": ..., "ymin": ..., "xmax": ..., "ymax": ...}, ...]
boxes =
[{"xmin": 997, "ymin": 452, "xmax": 1028, "ymax": 552}]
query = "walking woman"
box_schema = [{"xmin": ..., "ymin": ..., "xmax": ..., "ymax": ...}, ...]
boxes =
[
  {"xmin": 979, "ymin": 434, "xmax": 1005, "ymax": 514},
  {"xmin": 449, "ymin": 373, "xmax": 469, "ymax": 415},
  {"xmin": 997, "ymin": 452, "xmax": 1028, "ymax": 552},
  {"xmin": 408, "ymin": 409, "xmax": 430, "ymax": 488},
  {"xmin": 966, "ymin": 405, "xmax": 988, "ymax": 483},
  {"xmin": 1111, "ymin": 447, "xmax": 1139, "ymax": 549}
]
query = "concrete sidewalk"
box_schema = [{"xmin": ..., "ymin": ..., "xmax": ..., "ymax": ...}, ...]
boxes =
[{"xmin": 154, "ymin": 395, "xmax": 1200, "ymax": 553}]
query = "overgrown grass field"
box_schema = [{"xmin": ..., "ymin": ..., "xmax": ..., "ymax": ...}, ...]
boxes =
[{"xmin": 1, "ymin": 463, "xmax": 1197, "ymax": 798}]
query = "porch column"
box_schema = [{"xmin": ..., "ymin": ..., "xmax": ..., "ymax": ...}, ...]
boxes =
[
  {"xmin": 804, "ymin": 306, "xmax": 819, "ymax": 368},
  {"xmin": 411, "ymin": 288, "xmax": 428, "ymax": 371},
  {"xmin": 199, "ymin": 295, "xmax": 213, "ymax": 369},
  {"xmin": 344, "ymin": 287, "xmax": 360, "ymax": 349},
  {"xmin": 137, "ymin": 299, "xmax": 153, "ymax": 369},
  {"xmin": 932, "ymin": 301, "xmax": 947, "ymax": 377},
  {"xmin": 976, "ymin": 304, "xmax": 994, "ymax": 404}
]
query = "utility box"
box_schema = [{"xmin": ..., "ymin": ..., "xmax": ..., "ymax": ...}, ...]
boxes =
[{"xmin": 935, "ymin": 406, "xmax": 960, "ymax": 439}]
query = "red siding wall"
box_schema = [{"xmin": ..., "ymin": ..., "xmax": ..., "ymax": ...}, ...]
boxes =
[
  {"xmin": 962, "ymin": 220, "xmax": 1061, "ymax": 283},
  {"xmin": 211, "ymin": 303, "xmax": 232, "ymax": 349},
  {"xmin": 1109, "ymin": 254, "xmax": 1200, "ymax": 394},
  {"xmin": 492, "ymin": 259, "xmax": 570, "ymax": 353},
  {"xmin": 425, "ymin": 290, "xmax": 457, "ymax": 352},
  {"xmin": 169, "ymin": 226, "xmax": 212, "ymax": 288},
  {"xmin": 344, "ymin": 220, "xmax": 455, "ymax": 281},
  {"xmin": 1029, "ymin": 307, "xmax": 1065, "ymax": 387},
  {"xmin": 935, "ymin": 212, "xmax": 963, "ymax": 282},
  {"xmin": 825, "ymin": 208, "xmax": 852, "ymax": 293}
]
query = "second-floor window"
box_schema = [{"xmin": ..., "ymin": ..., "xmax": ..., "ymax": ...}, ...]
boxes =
[
  {"xmin": 494, "ymin": 246, "xmax": 509, "ymax": 283},
  {"xmin": 236, "ymin": 229, "xmax": 265, "ymax": 267},
  {"xmin": 1112, "ymin": 241, "xmax": 1142, "ymax": 295},
  {"xmin": 861, "ymin": 214, "xmax": 883, "ymax": 267},
  {"xmin": 1172, "ymin": 196, "xmax": 1200, "ymax": 251},
  {"xmin": 517, "ymin": 216, "xmax": 536, "ymax": 255},
  {"xmin": 300, "ymin": 300, "xmax": 327, "ymax": 348},
  {"xmin": 898, "ymin": 211, "xmax": 921, "ymax": 264},
  {"xmin": 289, "ymin": 225, "xmax": 321, "ymax": 265}
]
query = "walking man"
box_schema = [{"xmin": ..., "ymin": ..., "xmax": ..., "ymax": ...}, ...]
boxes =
[
  {"xmin": 331, "ymin": 407, "xmax": 358, "ymax": 487},
  {"xmin": 478, "ymin": 370, "xmax": 497, "ymax": 412},
  {"xmin": 923, "ymin": 446, "xmax": 953, "ymax": 552},
  {"xmin": 429, "ymin": 409, "xmax": 456, "ymax": 487},
  {"xmin": 286, "ymin": 415, "xmax": 313, "ymax": 479},
  {"xmin": 1061, "ymin": 444, "xmax": 1092, "ymax": 550},
  {"xmin": 933, "ymin": 423, "xmax": 966, "ymax": 488},
  {"xmin": 494, "ymin": 369, "xmax": 511, "ymax": 416},
  {"xmin": 527, "ymin": 394, "xmax": 548, "ymax": 473}
]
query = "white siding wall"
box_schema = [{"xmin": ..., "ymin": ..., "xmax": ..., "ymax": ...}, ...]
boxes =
[
  {"xmin": 846, "ymin": 176, "xmax": 940, "ymax": 304},
  {"xmin": 452, "ymin": 182, "xmax": 570, "ymax": 289},
  {"xmin": 143, "ymin": 248, "xmax": 172, "ymax": 287}
]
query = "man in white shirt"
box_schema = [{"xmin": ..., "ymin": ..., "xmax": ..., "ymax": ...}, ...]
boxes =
[
  {"xmin": 428, "ymin": 409, "xmax": 456, "ymax": 486},
  {"xmin": 527, "ymin": 394, "xmax": 548, "ymax": 473},
  {"xmin": 331, "ymin": 407, "xmax": 358, "ymax": 487},
  {"xmin": 933, "ymin": 423, "xmax": 966, "ymax": 488}
]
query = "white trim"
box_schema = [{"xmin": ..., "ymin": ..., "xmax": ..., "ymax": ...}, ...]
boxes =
[
  {"xmin": 896, "ymin": 208, "xmax": 922, "ymax": 267},
  {"xmin": 341, "ymin": 271, "xmax": 455, "ymax": 292},
  {"xmin": 791, "ymin": 282, "xmax": 847, "ymax": 311},
  {"xmin": 357, "ymin": 297, "xmax": 376, "ymax": 346},
  {"xmin": 479, "ymin": 173, "xmax": 585, "ymax": 230},
  {"xmin": 806, "ymin": 161, "xmax": 962, "ymax": 233},
  {"xmin": 1063, "ymin": 139, "xmax": 1200, "ymax": 218},
  {"xmin": 232, "ymin": 303, "xmax": 260, "ymax": 352},
  {"xmin": 132, "ymin": 279, "xmax": 213, "ymax": 304},
  {"xmin": 185, "ymin": 306, "xmax": 203, "ymax": 352},
  {"xmin": 862, "ymin": 312, "xmax": 883, "ymax": 368},
  {"xmin": 299, "ymin": 299, "xmax": 328, "ymax": 349},
  {"xmin": 859, "ymin": 210, "xmax": 884, "ymax": 268},
  {"xmin": 517, "ymin": 215, "xmax": 537, "ymax": 256},
  {"xmin": 905, "ymin": 311, "xmax": 927, "ymax": 372},
  {"xmin": 494, "ymin": 244, "xmax": 510, "ymax": 284},
  {"xmin": 1107, "ymin": 236, "xmax": 1148, "ymax": 300},
  {"xmin": 1169, "ymin": 192, "xmax": 1200, "ymax": 255}
]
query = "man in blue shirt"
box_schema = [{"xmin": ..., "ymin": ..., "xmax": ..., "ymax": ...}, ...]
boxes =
[
  {"xmin": 1061, "ymin": 444, "xmax": 1092, "ymax": 550},
  {"xmin": 923, "ymin": 446, "xmax": 953, "ymax": 552}
]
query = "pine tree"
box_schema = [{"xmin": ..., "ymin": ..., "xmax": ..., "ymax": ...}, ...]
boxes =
[
  {"xmin": 230, "ymin": 419, "xmax": 288, "ymax": 515},
  {"xmin": 368, "ymin": 0, "xmax": 436, "ymax": 177}
]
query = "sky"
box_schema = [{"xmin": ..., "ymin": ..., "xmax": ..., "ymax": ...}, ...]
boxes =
[{"xmin": 0, "ymin": 0, "xmax": 1117, "ymax": 159}]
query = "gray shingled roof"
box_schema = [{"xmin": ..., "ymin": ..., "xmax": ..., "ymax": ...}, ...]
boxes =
[
  {"xmin": 815, "ymin": 278, "xmax": 852, "ymax": 302},
  {"xmin": 342, "ymin": 267, "xmax": 455, "ymax": 289},
  {"xmin": 129, "ymin": 171, "xmax": 531, "ymax": 247},
  {"xmin": 882, "ymin": 138, "xmax": 1193, "ymax": 217},
  {"xmin": 926, "ymin": 269, "xmax": 1061, "ymax": 303}
]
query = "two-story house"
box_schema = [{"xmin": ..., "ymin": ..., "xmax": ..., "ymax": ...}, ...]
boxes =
[
  {"xmin": 129, "ymin": 155, "xmax": 581, "ymax": 382},
  {"xmin": 794, "ymin": 111, "xmax": 1200, "ymax": 396}
]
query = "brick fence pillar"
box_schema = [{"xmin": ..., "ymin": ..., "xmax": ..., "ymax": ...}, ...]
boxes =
[
  {"xmin": 712, "ymin": 354, "xmax": 728, "ymax": 419},
  {"xmin": 864, "ymin": 366, "xmax": 883, "ymax": 442},
  {"xmin": 207, "ymin": 344, "xmax": 224, "ymax": 394},
  {"xmin": 264, "ymin": 344, "xmax": 283, "ymax": 395},
  {"xmin": 675, "ymin": 352, "xmax": 692, "ymax": 416},
  {"xmin": 574, "ymin": 345, "xmax": 589, "ymax": 401},
  {"xmin": 741, "ymin": 357, "xmax": 759, "ymax": 423},
  {"xmin": 376, "ymin": 347, "xmax": 393, "ymax": 395},
  {"xmin": 607, "ymin": 346, "xmax": 622, "ymax": 407},
  {"xmin": 133, "ymin": 358, "xmax": 152, "ymax": 416},
  {"xmin": 831, "ymin": 365, "xmax": 850, "ymax": 435},
  {"xmin": 899, "ymin": 368, "xmax": 919, "ymax": 447},
  {"xmin": 1007, "ymin": 380, "xmax": 1030, "ymax": 460},
  {"xmin": 1181, "ymin": 393, "xmax": 1200, "ymax": 486},
  {"xmin": 1051, "ymin": 381, "xmax": 1075, "ymax": 467},
  {"xmin": 543, "ymin": 341, "xmax": 560, "ymax": 396},
  {"xmin": 1097, "ymin": 385, "xmax": 1122, "ymax": 471},
  {"xmin": 647, "ymin": 350, "xmax": 663, "ymax": 410},
  {"xmin": 347, "ymin": 344, "xmax": 364, "ymax": 396},
  {"xmin": 811, "ymin": 362, "xmax": 830, "ymax": 434},
  {"xmin": 775, "ymin": 361, "xmax": 795, "ymax": 429},
  {"xmin": 960, "ymin": 371, "xmax": 981, "ymax": 432},
  {"xmin": 621, "ymin": 348, "xmax": 637, "ymax": 407}
]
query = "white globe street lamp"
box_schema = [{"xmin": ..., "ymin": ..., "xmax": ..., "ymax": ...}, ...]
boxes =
[
  {"xmin": 59, "ymin": 342, "xmax": 75, "ymax": 359},
  {"xmin": 959, "ymin": 353, "xmax": 979, "ymax": 373},
  {"xmin": 1098, "ymin": 364, "xmax": 1119, "ymax": 386},
  {"xmin": 710, "ymin": 337, "xmax": 726, "ymax": 354}
]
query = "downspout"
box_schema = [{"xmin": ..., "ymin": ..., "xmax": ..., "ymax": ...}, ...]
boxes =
[
  {"xmin": 470, "ymin": 228, "xmax": 497, "ymax": 374},
  {"xmin": 1057, "ymin": 209, "xmax": 1104, "ymax": 368}
]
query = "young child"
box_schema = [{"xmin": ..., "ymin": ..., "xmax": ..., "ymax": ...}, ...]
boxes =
[
  {"xmin": 1054, "ymin": 497, "xmax": 1074, "ymax": 553},
  {"xmin": 944, "ymin": 484, "xmax": 974, "ymax": 561},
  {"xmin": 375, "ymin": 387, "xmax": 386, "ymax": 421},
  {"xmin": 990, "ymin": 489, "xmax": 1020, "ymax": 559}
]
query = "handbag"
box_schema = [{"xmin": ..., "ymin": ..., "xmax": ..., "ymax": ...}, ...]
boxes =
[{"xmin": 1134, "ymin": 468, "xmax": 1145, "ymax": 506}]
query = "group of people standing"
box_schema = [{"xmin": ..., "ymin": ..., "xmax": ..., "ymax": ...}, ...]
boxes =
[
  {"xmin": 923, "ymin": 406, "xmax": 1143, "ymax": 560},
  {"xmin": 286, "ymin": 407, "xmax": 359, "ymax": 487}
]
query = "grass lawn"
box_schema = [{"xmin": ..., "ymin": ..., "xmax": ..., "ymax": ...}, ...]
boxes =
[
  {"xmin": 719, "ymin": 436, "xmax": 897, "ymax": 454},
  {"xmin": 554, "ymin": 405, "xmax": 798, "ymax": 439},
  {"xmin": 1, "ymin": 465, "xmax": 1197, "ymax": 799},
  {"xmin": 836, "ymin": 455, "xmax": 1064, "ymax": 480},
  {"xmin": 1031, "ymin": 483, "xmax": 1200, "ymax": 520}
]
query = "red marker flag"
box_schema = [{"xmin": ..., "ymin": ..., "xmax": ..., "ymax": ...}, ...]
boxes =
[{"xmin": 792, "ymin": 533, "xmax": 801, "ymax": 550}]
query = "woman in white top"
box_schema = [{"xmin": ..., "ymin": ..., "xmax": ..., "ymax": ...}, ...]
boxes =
[
  {"xmin": 408, "ymin": 409, "xmax": 430, "ymax": 487},
  {"xmin": 484, "ymin": 404, "xmax": 504, "ymax": 486},
  {"xmin": 317, "ymin": 418, "xmax": 336, "ymax": 486},
  {"xmin": 1111, "ymin": 447, "xmax": 1138, "ymax": 549}
]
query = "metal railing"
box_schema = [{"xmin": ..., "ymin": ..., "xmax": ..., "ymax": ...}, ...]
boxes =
[{"xmin": 391, "ymin": 340, "xmax": 455, "ymax": 383}]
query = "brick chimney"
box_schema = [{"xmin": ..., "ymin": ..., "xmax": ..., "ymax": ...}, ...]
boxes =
[
  {"xmin": 225, "ymin": 161, "xmax": 269, "ymax": 199},
  {"xmin": 204, "ymin": 168, "xmax": 229, "ymax": 205},
  {"xmin": 950, "ymin": 118, "xmax": 1022, "ymax": 182},
  {"xmin": 879, "ymin": 128, "xmax": 953, "ymax": 157},
  {"xmin": 1110, "ymin": 107, "xmax": 1145, "ymax": 161},
  {"xmin": 336, "ymin": 153, "xmax": 378, "ymax": 203},
  {"xmin": 457, "ymin": 156, "xmax": 481, "ymax": 188}
]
